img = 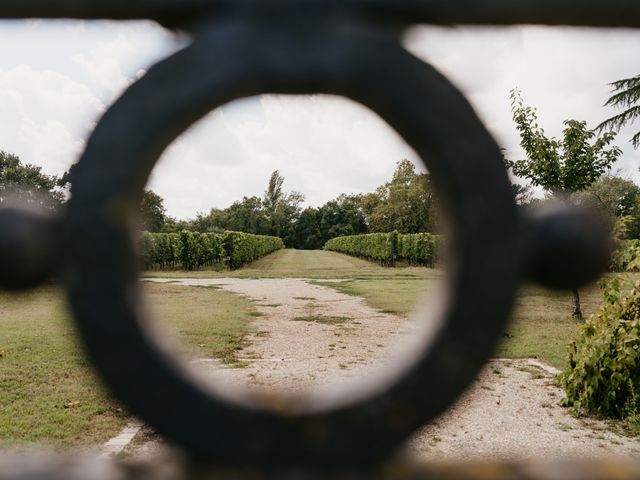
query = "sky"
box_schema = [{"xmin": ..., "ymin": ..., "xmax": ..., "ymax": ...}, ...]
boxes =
[{"xmin": 0, "ymin": 20, "xmax": 639, "ymax": 219}]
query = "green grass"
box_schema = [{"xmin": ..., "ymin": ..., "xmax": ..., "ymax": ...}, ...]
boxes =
[
  {"xmin": 0, "ymin": 283, "xmax": 258, "ymax": 447},
  {"xmin": 145, "ymin": 249, "xmax": 621, "ymax": 369},
  {"xmin": 313, "ymin": 275, "xmax": 442, "ymax": 316},
  {"xmin": 2, "ymin": 248, "xmax": 631, "ymax": 447},
  {"xmin": 144, "ymin": 283, "xmax": 258, "ymax": 365},
  {"xmin": 142, "ymin": 248, "xmax": 428, "ymax": 280},
  {"xmin": 0, "ymin": 286, "xmax": 126, "ymax": 449},
  {"xmin": 314, "ymin": 270, "xmax": 626, "ymax": 370}
]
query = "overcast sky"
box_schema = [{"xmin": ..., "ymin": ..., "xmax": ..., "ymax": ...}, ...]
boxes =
[{"xmin": 0, "ymin": 20, "xmax": 639, "ymax": 219}]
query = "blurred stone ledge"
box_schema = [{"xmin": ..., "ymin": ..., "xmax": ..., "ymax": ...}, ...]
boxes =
[{"xmin": 2, "ymin": 453, "xmax": 640, "ymax": 480}]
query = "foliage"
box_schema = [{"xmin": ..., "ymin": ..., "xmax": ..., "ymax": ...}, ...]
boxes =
[
  {"xmin": 141, "ymin": 230, "xmax": 283, "ymax": 271},
  {"xmin": 508, "ymin": 89, "xmax": 622, "ymax": 319},
  {"xmin": 598, "ymin": 74, "xmax": 640, "ymax": 149},
  {"xmin": 562, "ymin": 213, "xmax": 640, "ymax": 421},
  {"xmin": 560, "ymin": 276, "xmax": 640, "ymax": 419},
  {"xmin": 613, "ymin": 240, "xmax": 640, "ymax": 272},
  {"xmin": 223, "ymin": 231, "xmax": 285, "ymax": 269},
  {"xmin": 141, "ymin": 163, "xmax": 439, "ymax": 249},
  {"xmin": 574, "ymin": 176, "xmax": 640, "ymax": 239},
  {"xmin": 0, "ymin": 150, "xmax": 63, "ymax": 211},
  {"xmin": 610, "ymin": 218, "xmax": 640, "ymax": 272},
  {"xmin": 289, "ymin": 195, "xmax": 368, "ymax": 250},
  {"xmin": 139, "ymin": 190, "xmax": 167, "ymax": 232},
  {"xmin": 508, "ymin": 89, "xmax": 622, "ymax": 197},
  {"xmin": 181, "ymin": 172, "xmax": 303, "ymax": 247},
  {"xmin": 263, "ymin": 170, "xmax": 305, "ymax": 244},
  {"xmin": 324, "ymin": 232, "xmax": 441, "ymax": 267},
  {"xmin": 360, "ymin": 159, "xmax": 439, "ymax": 234}
]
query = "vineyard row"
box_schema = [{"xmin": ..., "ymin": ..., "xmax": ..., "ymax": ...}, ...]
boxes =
[
  {"xmin": 324, "ymin": 231, "xmax": 442, "ymax": 266},
  {"xmin": 141, "ymin": 231, "xmax": 284, "ymax": 270}
]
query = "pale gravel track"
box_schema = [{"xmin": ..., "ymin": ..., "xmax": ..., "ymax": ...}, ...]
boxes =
[
  {"xmin": 148, "ymin": 278, "xmax": 415, "ymax": 392},
  {"xmin": 125, "ymin": 278, "xmax": 640, "ymax": 461}
]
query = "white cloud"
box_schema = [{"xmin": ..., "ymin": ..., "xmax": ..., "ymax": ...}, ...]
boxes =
[
  {"xmin": 72, "ymin": 34, "xmax": 136, "ymax": 99},
  {"xmin": 0, "ymin": 21, "xmax": 639, "ymax": 219},
  {"xmin": 0, "ymin": 64, "xmax": 104, "ymax": 174},
  {"xmin": 404, "ymin": 25, "xmax": 640, "ymax": 172},
  {"xmin": 149, "ymin": 95, "xmax": 420, "ymax": 218}
]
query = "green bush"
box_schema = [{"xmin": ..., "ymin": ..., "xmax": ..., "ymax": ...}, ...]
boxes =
[
  {"xmin": 324, "ymin": 232, "xmax": 441, "ymax": 267},
  {"xmin": 561, "ymin": 277, "xmax": 640, "ymax": 419},
  {"xmin": 141, "ymin": 230, "xmax": 283, "ymax": 271},
  {"xmin": 612, "ymin": 239, "xmax": 640, "ymax": 272}
]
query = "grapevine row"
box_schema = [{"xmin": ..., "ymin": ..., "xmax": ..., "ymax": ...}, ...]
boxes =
[
  {"xmin": 323, "ymin": 232, "xmax": 442, "ymax": 267},
  {"xmin": 140, "ymin": 231, "xmax": 284, "ymax": 270}
]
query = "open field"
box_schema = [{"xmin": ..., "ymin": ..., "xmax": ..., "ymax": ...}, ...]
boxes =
[{"xmin": 0, "ymin": 248, "xmax": 628, "ymax": 449}]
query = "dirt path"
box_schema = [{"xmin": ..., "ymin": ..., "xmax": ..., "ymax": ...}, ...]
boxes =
[
  {"xmin": 125, "ymin": 277, "xmax": 640, "ymax": 460},
  {"xmin": 149, "ymin": 278, "xmax": 415, "ymax": 392}
]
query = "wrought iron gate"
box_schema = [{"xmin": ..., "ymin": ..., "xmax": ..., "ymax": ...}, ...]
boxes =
[{"xmin": 0, "ymin": 1, "xmax": 638, "ymax": 478}]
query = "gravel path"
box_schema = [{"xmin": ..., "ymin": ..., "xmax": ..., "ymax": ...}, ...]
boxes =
[
  {"xmin": 124, "ymin": 278, "xmax": 640, "ymax": 460},
  {"xmin": 408, "ymin": 359, "xmax": 640, "ymax": 460},
  {"xmin": 149, "ymin": 278, "xmax": 415, "ymax": 392}
]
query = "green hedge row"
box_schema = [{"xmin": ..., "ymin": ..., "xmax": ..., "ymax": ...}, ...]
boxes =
[
  {"xmin": 323, "ymin": 232, "xmax": 441, "ymax": 266},
  {"xmin": 141, "ymin": 231, "xmax": 284, "ymax": 270}
]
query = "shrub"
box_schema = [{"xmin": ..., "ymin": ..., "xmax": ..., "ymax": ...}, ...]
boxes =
[
  {"xmin": 561, "ymin": 277, "xmax": 640, "ymax": 419},
  {"xmin": 612, "ymin": 239, "xmax": 640, "ymax": 272}
]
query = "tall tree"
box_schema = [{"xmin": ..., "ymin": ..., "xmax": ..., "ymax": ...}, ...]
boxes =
[
  {"xmin": 262, "ymin": 170, "xmax": 304, "ymax": 244},
  {"xmin": 597, "ymin": 74, "xmax": 640, "ymax": 149},
  {"xmin": 263, "ymin": 170, "xmax": 285, "ymax": 236},
  {"xmin": 508, "ymin": 89, "xmax": 622, "ymax": 318},
  {"xmin": 139, "ymin": 190, "xmax": 167, "ymax": 232},
  {"xmin": 0, "ymin": 150, "xmax": 63, "ymax": 211},
  {"xmin": 365, "ymin": 160, "xmax": 438, "ymax": 234}
]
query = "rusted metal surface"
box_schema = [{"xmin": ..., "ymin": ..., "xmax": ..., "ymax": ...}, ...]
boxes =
[{"xmin": 0, "ymin": 0, "xmax": 638, "ymax": 476}]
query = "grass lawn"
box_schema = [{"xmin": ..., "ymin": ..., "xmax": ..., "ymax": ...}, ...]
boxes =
[
  {"xmin": 1, "ymin": 248, "xmax": 627, "ymax": 447},
  {"xmin": 0, "ymin": 283, "xmax": 257, "ymax": 448},
  {"xmin": 144, "ymin": 248, "xmax": 620, "ymax": 369},
  {"xmin": 142, "ymin": 248, "xmax": 428, "ymax": 280},
  {"xmin": 315, "ymin": 274, "xmax": 619, "ymax": 370}
]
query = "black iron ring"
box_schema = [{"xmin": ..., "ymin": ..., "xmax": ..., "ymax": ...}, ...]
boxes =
[{"xmin": 64, "ymin": 18, "xmax": 520, "ymax": 467}]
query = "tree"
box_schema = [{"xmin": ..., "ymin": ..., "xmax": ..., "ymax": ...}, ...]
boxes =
[
  {"xmin": 139, "ymin": 190, "xmax": 167, "ymax": 232},
  {"xmin": 262, "ymin": 170, "xmax": 304, "ymax": 245},
  {"xmin": 597, "ymin": 74, "xmax": 640, "ymax": 149},
  {"xmin": 365, "ymin": 160, "xmax": 439, "ymax": 234},
  {"xmin": 508, "ymin": 89, "xmax": 623, "ymax": 318},
  {"xmin": 0, "ymin": 150, "xmax": 63, "ymax": 211},
  {"xmin": 189, "ymin": 208, "xmax": 225, "ymax": 233},
  {"xmin": 290, "ymin": 207, "xmax": 323, "ymax": 250},
  {"xmin": 319, "ymin": 194, "xmax": 368, "ymax": 242},
  {"xmin": 574, "ymin": 175, "xmax": 640, "ymax": 239},
  {"xmin": 222, "ymin": 196, "xmax": 268, "ymax": 234}
]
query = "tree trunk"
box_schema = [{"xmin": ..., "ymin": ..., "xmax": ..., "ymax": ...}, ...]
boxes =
[{"xmin": 572, "ymin": 287, "xmax": 583, "ymax": 320}]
